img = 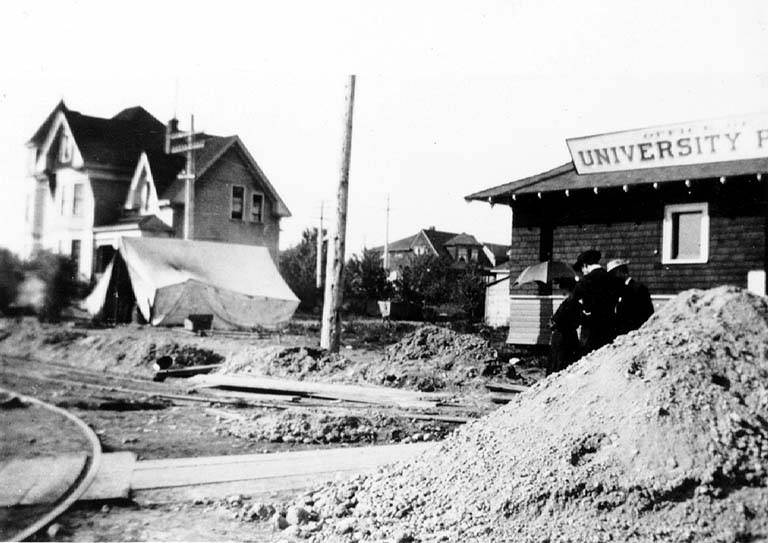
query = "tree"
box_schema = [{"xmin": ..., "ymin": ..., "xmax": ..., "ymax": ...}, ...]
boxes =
[
  {"xmin": 394, "ymin": 254, "xmax": 453, "ymax": 306},
  {"xmin": 450, "ymin": 262, "xmax": 487, "ymax": 320},
  {"xmin": 0, "ymin": 248, "xmax": 23, "ymax": 314},
  {"xmin": 24, "ymin": 249, "xmax": 83, "ymax": 322},
  {"xmin": 344, "ymin": 248, "xmax": 391, "ymax": 301},
  {"xmin": 279, "ymin": 228, "xmax": 325, "ymax": 311}
]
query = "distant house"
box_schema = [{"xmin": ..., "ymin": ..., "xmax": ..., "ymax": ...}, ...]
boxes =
[
  {"xmin": 372, "ymin": 227, "xmax": 509, "ymax": 278},
  {"xmin": 24, "ymin": 101, "xmax": 290, "ymax": 280}
]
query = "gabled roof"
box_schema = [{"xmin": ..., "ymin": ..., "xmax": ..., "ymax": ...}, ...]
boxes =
[
  {"xmin": 193, "ymin": 135, "xmax": 291, "ymax": 217},
  {"xmin": 372, "ymin": 228, "xmax": 461, "ymax": 255},
  {"xmin": 30, "ymin": 102, "xmax": 168, "ymax": 172},
  {"xmin": 382, "ymin": 234, "xmax": 417, "ymax": 253},
  {"xmin": 444, "ymin": 233, "xmax": 481, "ymax": 246},
  {"xmin": 483, "ymin": 242, "xmax": 510, "ymax": 262},
  {"xmin": 465, "ymin": 157, "xmax": 768, "ymax": 202},
  {"xmin": 420, "ymin": 229, "xmax": 460, "ymax": 255}
]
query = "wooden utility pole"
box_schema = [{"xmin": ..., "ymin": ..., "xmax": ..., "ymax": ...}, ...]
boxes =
[
  {"xmin": 320, "ymin": 75, "xmax": 356, "ymax": 352},
  {"xmin": 166, "ymin": 115, "xmax": 205, "ymax": 240},
  {"xmin": 384, "ymin": 194, "xmax": 390, "ymax": 269},
  {"xmin": 316, "ymin": 201, "xmax": 324, "ymax": 289}
]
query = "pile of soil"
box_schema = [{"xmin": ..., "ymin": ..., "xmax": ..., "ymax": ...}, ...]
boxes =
[
  {"xmin": 0, "ymin": 319, "xmax": 272, "ymax": 377},
  {"xmin": 352, "ymin": 325, "xmax": 512, "ymax": 392},
  {"xmin": 215, "ymin": 408, "xmax": 452, "ymax": 446},
  {"xmin": 220, "ymin": 346, "xmax": 353, "ymax": 382},
  {"xmin": 260, "ymin": 287, "xmax": 768, "ymax": 542}
]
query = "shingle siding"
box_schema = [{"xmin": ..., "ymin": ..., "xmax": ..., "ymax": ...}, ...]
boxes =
[
  {"xmin": 193, "ymin": 147, "xmax": 280, "ymax": 261},
  {"xmin": 509, "ymin": 181, "xmax": 766, "ymax": 295}
]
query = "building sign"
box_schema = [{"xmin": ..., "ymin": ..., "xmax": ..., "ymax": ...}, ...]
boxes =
[{"xmin": 566, "ymin": 114, "xmax": 768, "ymax": 175}]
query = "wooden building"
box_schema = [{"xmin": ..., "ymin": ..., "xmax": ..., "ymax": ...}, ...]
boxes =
[
  {"xmin": 24, "ymin": 101, "xmax": 290, "ymax": 280},
  {"xmin": 467, "ymin": 114, "xmax": 768, "ymax": 344}
]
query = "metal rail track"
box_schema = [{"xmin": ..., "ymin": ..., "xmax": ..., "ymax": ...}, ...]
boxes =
[{"xmin": 0, "ymin": 385, "xmax": 102, "ymax": 542}]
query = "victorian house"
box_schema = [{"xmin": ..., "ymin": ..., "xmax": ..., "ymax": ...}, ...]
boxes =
[{"xmin": 25, "ymin": 101, "xmax": 290, "ymax": 280}]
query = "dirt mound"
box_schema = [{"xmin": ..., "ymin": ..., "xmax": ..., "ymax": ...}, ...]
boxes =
[
  {"xmin": 0, "ymin": 319, "xmax": 235, "ymax": 376},
  {"xmin": 263, "ymin": 287, "xmax": 768, "ymax": 541},
  {"xmin": 215, "ymin": 408, "xmax": 451, "ymax": 446},
  {"xmin": 219, "ymin": 346, "xmax": 354, "ymax": 382},
  {"xmin": 353, "ymin": 325, "xmax": 511, "ymax": 392}
]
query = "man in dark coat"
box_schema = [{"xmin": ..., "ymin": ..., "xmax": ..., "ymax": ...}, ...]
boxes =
[
  {"xmin": 607, "ymin": 259, "xmax": 654, "ymax": 335},
  {"xmin": 548, "ymin": 277, "xmax": 581, "ymax": 374},
  {"xmin": 573, "ymin": 249, "xmax": 619, "ymax": 355}
]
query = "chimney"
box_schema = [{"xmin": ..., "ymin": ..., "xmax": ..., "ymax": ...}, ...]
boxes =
[{"xmin": 165, "ymin": 118, "xmax": 179, "ymax": 153}]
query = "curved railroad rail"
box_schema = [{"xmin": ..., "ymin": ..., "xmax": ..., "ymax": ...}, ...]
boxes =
[{"xmin": 0, "ymin": 385, "xmax": 102, "ymax": 542}]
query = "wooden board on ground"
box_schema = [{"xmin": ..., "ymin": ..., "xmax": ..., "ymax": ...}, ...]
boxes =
[
  {"xmin": 0, "ymin": 454, "xmax": 87, "ymax": 506},
  {"xmin": 154, "ymin": 364, "xmax": 222, "ymax": 380},
  {"xmin": 131, "ymin": 443, "xmax": 432, "ymax": 491},
  {"xmin": 190, "ymin": 374, "xmax": 445, "ymax": 410},
  {"xmin": 80, "ymin": 452, "xmax": 137, "ymax": 501},
  {"xmin": 485, "ymin": 383, "xmax": 531, "ymax": 394}
]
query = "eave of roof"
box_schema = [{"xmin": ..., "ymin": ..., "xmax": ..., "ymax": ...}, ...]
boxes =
[
  {"xmin": 465, "ymin": 157, "xmax": 768, "ymax": 202},
  {"xmin": 195, "ymin": 135, "xmax": 291, "ymax": 218}
]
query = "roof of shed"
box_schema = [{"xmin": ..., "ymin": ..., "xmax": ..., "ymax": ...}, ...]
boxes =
[{"xmin": 465, "ymin": 158, "xmax": 768, "ymax": 201}]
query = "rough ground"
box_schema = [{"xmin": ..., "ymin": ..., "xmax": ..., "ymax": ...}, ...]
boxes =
[
  {"xmin": 216, "ymin": 408, "xmax": 453, "ymax": 446},
  {"xmin": 253, "ymin": 287, "xmax": 768, "ymax": 542},
  {"xmin": 219, "ymin": 325, "xmax": 529, "ymax": 393}
]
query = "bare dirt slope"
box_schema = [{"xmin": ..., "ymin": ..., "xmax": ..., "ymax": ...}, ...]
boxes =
[{"xmin": 261, "ymin": 287, "xmax": 768, "ymax": 542}]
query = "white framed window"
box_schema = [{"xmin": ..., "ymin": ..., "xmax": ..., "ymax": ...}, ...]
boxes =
[
  {"xmin": 73, "ymin": 183, "xmax": 84, "ymax": 217},
  {"xmin": 250, "ymin": 192, "xmax": 264, "ymax": 223},
  {"xmin": 662, "ymin": 202, "xmax": 709, "ymax": 264},
  {"xmin": 231, "ymin": 185, "xmax": 245, "ymax": 220}
]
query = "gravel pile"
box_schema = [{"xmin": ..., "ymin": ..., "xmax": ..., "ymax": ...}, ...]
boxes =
[
  {"xmin": 353, "ymin": 325, "xmax": 511, "ymax": 391},
  {"xmin": 215, "ymin": 408, "xmax": 452, "ymax": 446},
  {"xmin": 261, "ymin": 287, "xmax": 768, "ymax": 542}
]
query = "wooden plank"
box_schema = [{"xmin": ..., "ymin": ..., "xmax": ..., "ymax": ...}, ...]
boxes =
[
  {"xmin": 485, "ymin": 383, "xmax": 530, "ymax": 394},
  {"xmin": 154, "ymin": 364, "xmax": 222, "ymax": 380},
  {"xmin": 80, "ymin": 452, "xmax": 137, "ymax": 501},
  {"xmin": 21, "ymin": 454, "xmax": 87, "ymax": 505},
  {"xmin": 131, "ymin": 443, "xmax": 431, "ymax": 490},
  {"xmin": 0, "ymin": 455, "xmax": 87, "ymax": 507},
  {"xmin": 0, "ymin": 458, "xmax": 46, "ymax": 506},
  {"xmin": 135, "ymin": 443, "xmax": 430, "ymax": 471},
  {"xmin": 191, "ymin": 374, "xmax": 443, "ymax": 410}
]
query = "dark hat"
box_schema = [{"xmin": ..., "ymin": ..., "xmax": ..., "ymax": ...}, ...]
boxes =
[{"xmin": 574, "ymin": 249, "xmax": 601, "ymax": 270}]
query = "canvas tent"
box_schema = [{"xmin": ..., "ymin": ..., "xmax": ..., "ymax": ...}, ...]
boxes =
[{"xmin": 86, "ymin": 237, "xmax": 299, "ymax": 329}]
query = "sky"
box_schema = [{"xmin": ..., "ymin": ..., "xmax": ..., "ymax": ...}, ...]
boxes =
[{"xmin": 1, "ymin": 0, "xmax": 767, "ymax": 256}]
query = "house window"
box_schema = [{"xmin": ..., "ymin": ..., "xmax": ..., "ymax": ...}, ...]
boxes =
[
  {"xmin": 662, "ymin": 202, "xmax": 709, "ymax": 264},
  {"xmin": 231, "ymin": 186, "xmax": 245, "ymax": 220},
  {"xmin": 71, "ymin": 239, "xmax": 81, "ymax": 274},
  {"xmin": 72, "ymin": 183, "xmax": 84, "ymax": 217},
  {"xmin": 251, "ymin": 192, "xmax": 264, "ymax": 223},
  {"xmin": 60, "ymin": 185, "xmax": 68, "ymax": 216},
  {"xmin": 59, "ymin": 133, "xmax": 72, "ymax": 163},
  {"xmin": 457, "ymin": 247, "xmax": 468, "ymax": 262}
]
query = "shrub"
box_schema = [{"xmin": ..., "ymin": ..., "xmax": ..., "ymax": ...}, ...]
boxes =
[{"xmin": 0, "ymin": 248, "xmax": 23, "ymax": 314}]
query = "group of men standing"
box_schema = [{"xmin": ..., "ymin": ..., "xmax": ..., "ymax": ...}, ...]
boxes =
[{"xmin": 548, "ymin": 249, "xmax": 654, "ymax": 375}]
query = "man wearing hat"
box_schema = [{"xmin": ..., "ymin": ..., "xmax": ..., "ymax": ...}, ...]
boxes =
[
  {"xmin": 607, "ymin": 259, "xmax": 654, "ymax": 335},
  {"xmin": 573, "ymin": 249, "xmax": 619, "ymax": 354}
]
